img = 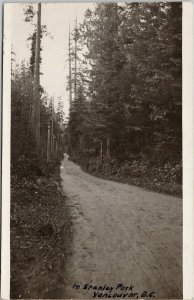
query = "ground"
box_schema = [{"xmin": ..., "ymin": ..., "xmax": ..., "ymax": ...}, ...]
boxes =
[
  {"xmin": 60, "ymin": 154, "xmax": 182, "ymax": 299},
  {"xmin": 10, "ymin": 170, "xmax": 73, "ymax": 299},
  {"xmin": 11, "ymin": 156, "xmax": 182, "ymax": 299}
]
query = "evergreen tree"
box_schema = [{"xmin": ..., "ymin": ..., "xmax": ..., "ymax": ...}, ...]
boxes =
[{"xmin": 66, "ymin": 2, "xmax": 182, "ymax": 193}]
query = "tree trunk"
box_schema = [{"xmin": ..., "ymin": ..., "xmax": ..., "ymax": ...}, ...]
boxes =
[
  {"xmin": 106, "ymin": 137, "xmax": 110, "ymax": 158},
  {"xmin": 55, "ymin": 141, "xmax": 58, "ymax": 156},
  {"xmin": 79, "ymin": 134, "xmax": 83, "ymax": 150},
  {"xmin": 74, "ymin": 17, "xmax": 77, "ymax": 101},
  {"xmin": 32, "ymin": 3, "xmax": 41, "ymax": 147},
  {"xmin": 53, "ymin": 136, "xmax": 56, "ymax": 157},
  {"xmin": 47, "ymin": 121, "xmax": 50, "ymax": 162},
  {"xmin": 50, "ymin": 97, "xmax": 54, "ymax": 156},
  {"xmin": 51, "ymin": 118, "xmax": 54, "ymax": 156},
  {"xmin": 58, "ymin": 131, "xmax": 61, "ymax": 154},
  {"xmin": 100, "ymin": 140, "xmax": 103, "ymax": 162},
  {"xmin": 69, "ymin": 26, "xmax": 72, "ymax": 107}
]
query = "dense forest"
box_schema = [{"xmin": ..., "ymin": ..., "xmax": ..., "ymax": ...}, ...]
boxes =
[
  {"xmin": 9, "ymin": 2, "xmax": 182, "ymax": 298},
  {"xmin": 11, "ymin": 5, "xmax": 65, "ymax": 178},
  {"xmin": 11, "ymin": 5, "xmax": 70, "ymax": 298},
  {"xmin": 66, "ymin": 2, "xmax": 182, "ymax": 195},
  {"xmin": 9, "ymin": 3, "xmax": 183, "ymax": 298},
  {"xmin": 12, "ymin": 64, "xmax": 65, "ymax": 177}
]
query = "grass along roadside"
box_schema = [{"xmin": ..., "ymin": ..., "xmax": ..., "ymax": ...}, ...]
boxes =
[{"xmin": 10, "ymin": 167, "xmax": 73, "ymax": 299}]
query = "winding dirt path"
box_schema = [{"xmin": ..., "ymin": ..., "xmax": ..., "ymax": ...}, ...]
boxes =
[{"xmin": 60, "ymin": 155, "xmax": 182, "ymax": 299}]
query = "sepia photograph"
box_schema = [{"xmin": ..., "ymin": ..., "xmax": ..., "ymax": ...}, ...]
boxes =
[{"xmin": 4, "ymin": 2, "xmax": 183, "ymax": 299}]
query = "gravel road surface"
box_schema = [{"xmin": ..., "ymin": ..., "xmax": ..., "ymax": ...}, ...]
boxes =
[{"xmin": 60, "ymin": 155, "xmax": 182, "ymax": 299}]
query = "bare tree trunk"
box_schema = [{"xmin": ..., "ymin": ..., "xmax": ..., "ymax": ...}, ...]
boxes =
[
  {"xmin": 56, "ymin": 141, "xmax": 58, "ymax": 156},
  {"xmin": 74, "ymin": 16, "xmax": 77, "ymax": 101},
  {"xmin": 32, "ymin": 3, "xmax": 41, "ymax": 147},
  {"xmin": 27, "ymin": 103, "xmax": 32, "ymax": 138},
  {"xmin": 47, "ymin": 121, "xmax": 50, "ymax": 162},
  {"xmin": 106, "ymin": 137, "xmax": 110, "ymax": 158},
  {"xmin": 100, "ymin": 140, "xmax": 103, "ymax": 162},
  {"xmin": 51, "ymin": 121, "xmax": 53, "ymax": 156},
  {"xmin": 50, "ymin": 97, "xmax": 54, "ymax": 156},
  {"xmin": 53, "ymin": 136, "xmax": 56, "ymax": 157},
  {"xmin": 58, "ymin": 131, "xmax": 61, "ymax": 154},
  {"xmin": 69, "ymin": 25, "xmax": 72, "ymax": 107}
]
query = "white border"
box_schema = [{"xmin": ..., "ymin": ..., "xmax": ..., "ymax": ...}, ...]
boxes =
[
  {"xmin": 1, "ymin": 2, "xmax": 194, "ymax": 299},
  {"xmin": 1, "ymin": 3, "xmax": 11, "ymax": 299},
  {"xmin": 183, "ymin": 2, "xmax": 194, "ymax": 299}
]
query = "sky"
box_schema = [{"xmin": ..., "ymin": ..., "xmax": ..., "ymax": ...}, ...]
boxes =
[{"xmin": 11, "ymin": 3, "xmax": 94, "ymax": 116}]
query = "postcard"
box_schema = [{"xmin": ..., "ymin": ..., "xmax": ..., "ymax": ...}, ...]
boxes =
[{"xmin": 1, "ymin": 2, "xmax": 194, "ymax": 299}]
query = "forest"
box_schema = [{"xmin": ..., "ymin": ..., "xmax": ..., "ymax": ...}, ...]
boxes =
[
  {"xmin": 11, "ymin": 2, "xmax": 182, "ymax": 200},
  {"xmin": 11, "ymin": 5, "xmax": 71, "ymax": 298},
  {"xmin": 66, "ymin": 2, "xmax": 182, "ymax": 195},
  {"xmin": 11, "ymin": 4, "xmax": 65, "ymax": 177},
  {"xmin": 10, "ymin": 2, "xmax": 182, "ymax": 298}
]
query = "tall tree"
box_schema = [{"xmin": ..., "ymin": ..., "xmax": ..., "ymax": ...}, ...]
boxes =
[
  {"xmin": 32, "ymin": 3, "xmax": 41, "ymax": 147},
  {"xmin": 68, "ymin": 25, "xmax": 73, "ymax": 107},
  {"xmin": 74, "ymin": 16, "xmax": 78, "ymax": 101},
  {"xmin": 66, "ymin": 2, "xmax": 182, "ymax": 188}
]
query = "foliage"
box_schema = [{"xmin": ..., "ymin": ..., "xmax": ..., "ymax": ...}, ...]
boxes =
[
  {"xmin": 11, "ymin": 7, "xmax": 67, "ymax": 298},
  {"xmin": 11, "ymin": 63, "xmax": 65, "ymax": 179},
  {"xmin": 11, "ymin": 168, "xmax": 72, "ymax": 299},
  {"xmin": 66, "ymin": 3, "xmax": 182, "ymax": 195}
]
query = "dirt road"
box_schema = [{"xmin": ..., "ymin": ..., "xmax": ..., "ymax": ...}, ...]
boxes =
[{"xmin": 60, "ymin": 155, "xmax": 182, "ymax": 299}]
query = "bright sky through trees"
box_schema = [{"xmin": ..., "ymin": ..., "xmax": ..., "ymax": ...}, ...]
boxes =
[{"xmin": 11, "ymin": 3, "xmax": 94, "ymax": 116}]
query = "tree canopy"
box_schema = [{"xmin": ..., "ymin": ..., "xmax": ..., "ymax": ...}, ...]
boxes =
[{"xmin": 66, "ymin": 2, "xmax": 182, "ymax": 195}]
